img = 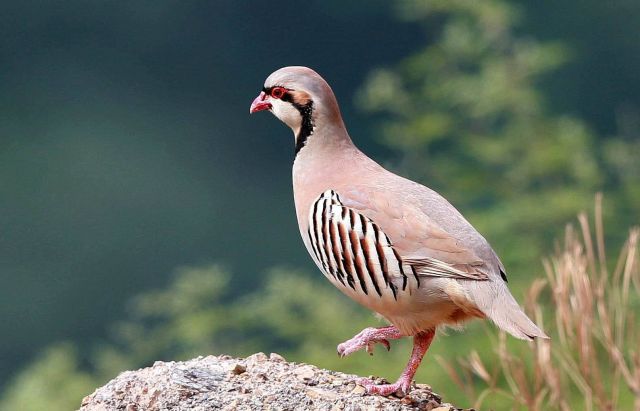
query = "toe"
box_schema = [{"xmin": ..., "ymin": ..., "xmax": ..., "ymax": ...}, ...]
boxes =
[
  {"xmin": 365, "ymin": 382, "xmax": 402, "ymax": 397},
  {"xmin": 337, "ymin": 341, "xmax": 360, "ymax": 358},
  {"xmin": 355, "ymin": 377, "xmax": 375, "ymax": 386}
]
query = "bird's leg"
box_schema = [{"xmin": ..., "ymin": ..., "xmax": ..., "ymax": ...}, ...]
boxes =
[
  {"xmin": 337, "ymin": 325, "xmax": 403, "ymax": 357},
  {"xmin": 361, "ymin": 329, "xmax": 436, "ymax": 397}
]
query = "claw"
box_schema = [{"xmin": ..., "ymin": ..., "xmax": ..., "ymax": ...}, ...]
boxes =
[
  {"xmin": 337, "ymin": 345, "xmax": 346, "ymax": 358},
  {"xmin": 364, "ymin": 339, "xmax": 390, "ymax": 355},
  {"xmin": 366, "ymin": 343, "xmax": 374, "ymax": 355}
]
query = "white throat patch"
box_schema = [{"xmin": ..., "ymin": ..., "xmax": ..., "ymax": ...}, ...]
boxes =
[{"xmin": 270, "ymin": 99, "xmax": 303, "ymax": 136}]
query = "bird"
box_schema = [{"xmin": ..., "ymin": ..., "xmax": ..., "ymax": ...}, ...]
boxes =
[{"xmin": 249, "ymin": 66, "xmax": 548, "ymax": 396}]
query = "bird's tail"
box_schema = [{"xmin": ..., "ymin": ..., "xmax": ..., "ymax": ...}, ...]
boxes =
[
  {"xmin": 489, "ymin": 291, "xmax": 548, "ymax": 340},
  {"xmin": 468, "ymin": 281, "xmax": 549, "ymax": 341}
]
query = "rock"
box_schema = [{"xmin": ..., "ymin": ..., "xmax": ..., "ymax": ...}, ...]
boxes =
[
  {"xmin": 351, "ymin": 385, "xmax": 367, "ymax": 395},
  {"xmin": 401, "ymin": 395, "xmax": 416, "ymax": 405},
  {"xmin": 226, "ymin": 362, "xmax": 246, "ymax": 375},
  {"xmin": 306, "ymin": 387, "xmax": 338, "ymax": 401},
  {"xmin": 245, "ymin": 352, "xmax": 268, "ymax": 365},
  {"xmin": 294, "ymin": 364, "xmax": 316, "ymax": 381},
  {"xmin": 269, "ymin": 352, "xmax": 286, "ymax": 362},
  {"xmin": 79, "ymin": 353, "xmax": 461, "ymax": 410}
]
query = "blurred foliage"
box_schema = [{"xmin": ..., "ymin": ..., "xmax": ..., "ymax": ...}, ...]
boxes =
[
  {"xmin": 358, "ymin": 0, "xmax": 639, "ymax": 275},
  {"xmin": 0, "ymin": 343, "xmax": 99, "ymax": 411},
  {"xmin": 104, "ymin": 264, "xmax": 375, "ymax": 367}
]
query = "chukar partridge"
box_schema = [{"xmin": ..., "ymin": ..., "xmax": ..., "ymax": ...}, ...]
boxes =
[{"xmin": 250, "ymin": 66, "xmax": 548, "ymax": 396}]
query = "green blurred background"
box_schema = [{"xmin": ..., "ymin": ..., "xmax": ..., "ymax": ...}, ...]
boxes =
[{"xmin": 1, "ymin": 1, "xmax": 638, "ymax": 409}]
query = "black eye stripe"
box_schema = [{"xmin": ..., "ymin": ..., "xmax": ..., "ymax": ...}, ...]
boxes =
[{"xmin": 281, "ymin": 92, "xmax": 293, "ymax": 103}]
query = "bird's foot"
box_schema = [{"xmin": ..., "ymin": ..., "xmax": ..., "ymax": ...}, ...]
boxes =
[
  {"xmin": 337, "ymin": 326, "xmax": 401, "ymax": 357},
  {"xmin": 352, "ymin": 330, "xmax": 436, "ymax": 397},
  {"xmin": 355, "ymin": 376, "xmax": 412, "ymax": 397}
]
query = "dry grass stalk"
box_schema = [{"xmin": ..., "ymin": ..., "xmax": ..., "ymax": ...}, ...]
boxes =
[{"xmin": 443, "ymin": 196, "xmax": 640, "ymax": 410}]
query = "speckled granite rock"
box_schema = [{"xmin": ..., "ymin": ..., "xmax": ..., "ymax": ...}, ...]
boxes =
[{"xmin": 79, "ymin": 353, "xmax": 468, "ymax": 411}]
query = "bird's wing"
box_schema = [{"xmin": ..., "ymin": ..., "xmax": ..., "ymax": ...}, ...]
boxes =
[
  {"xmin": 334, "ymin": 186, "xmax": 492, "ymax": 282},
  {"xmin": 306, "ymin": 189, "xmax": 416, "ymax": 301},
  {"xmin": 309, "ymin": 189, "xmax": 490, "ymax": 286}
]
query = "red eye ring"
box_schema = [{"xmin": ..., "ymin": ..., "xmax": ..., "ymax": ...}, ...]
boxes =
[{"xmin": 270, "ymin": 86, "xmax": 286, "ymax": 99}]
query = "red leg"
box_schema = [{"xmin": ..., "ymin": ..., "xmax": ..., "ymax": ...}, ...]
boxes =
[
  {"xmin": 337, "ymin": 325, "xmax": 403, "ymax": 357},
  {"xmin": 362, "ymin": 329, "xmax": 436, "ymax": 396}
]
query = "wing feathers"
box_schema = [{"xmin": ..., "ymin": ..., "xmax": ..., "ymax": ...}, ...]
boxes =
[
  {"xmin": 404, "ymin": 257, "xmax": 490, "ymax": 281},
  {"xmin": 309, "ymin": 190, "xmax": 488, "ymax": 290}
]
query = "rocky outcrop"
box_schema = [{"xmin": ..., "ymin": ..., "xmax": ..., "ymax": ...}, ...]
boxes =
[{"xmin": 80, "ymin": 353, "xmax": 464, "ymax": 410}]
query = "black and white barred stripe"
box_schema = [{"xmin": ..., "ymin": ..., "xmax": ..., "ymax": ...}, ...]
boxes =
[{"xmin": 307, "ymin": 190, "xmax": 418, "ymax": 300}]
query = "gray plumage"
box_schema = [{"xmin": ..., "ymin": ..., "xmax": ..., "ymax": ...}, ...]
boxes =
[{"xmin": 251, "ymin": 66, "xmax": 548, "ymax": 342}]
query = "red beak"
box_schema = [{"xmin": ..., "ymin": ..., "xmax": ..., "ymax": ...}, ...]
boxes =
[{"xmin": 249, "ymin": 91, "xmax": 272, "ymax": 114}]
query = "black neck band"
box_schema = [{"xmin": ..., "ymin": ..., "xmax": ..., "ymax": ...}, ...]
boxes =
[
  {"xmin": 271, "ymin": 89, "xmax": 314, "ymax": 156},
  {"xmin": 294, "ymin": 101, "xmax": 314, "ymax": 155}
]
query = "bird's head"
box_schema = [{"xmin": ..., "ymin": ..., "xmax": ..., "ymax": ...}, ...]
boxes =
[{"xmin": 250, "ymin": 66, "xmax": 345, "ymax": 153}]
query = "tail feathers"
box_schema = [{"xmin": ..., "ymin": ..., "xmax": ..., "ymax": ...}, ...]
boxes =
[
  {"xmin": 485, "ymin": 291, "xmax": 549, "ymax": 341},
  {"xmin": 489, "ymin": 298, "xmax": 549, "ymax": 341},
  {"xmin": 468, "ymin": 282, "xmax": 549, "ymax": 341}
]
